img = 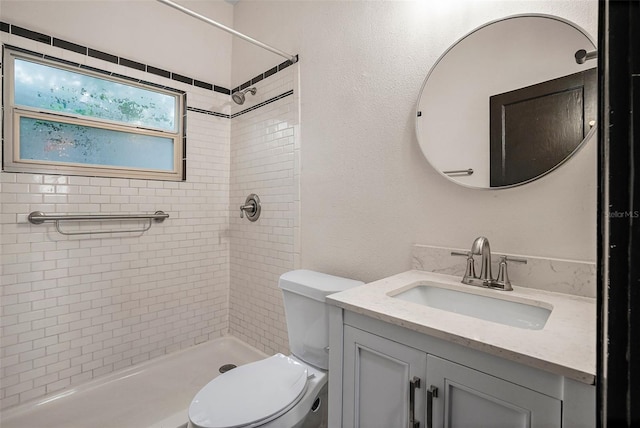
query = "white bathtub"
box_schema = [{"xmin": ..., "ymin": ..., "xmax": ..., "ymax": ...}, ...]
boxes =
[{"xmin": 0, "ymin": 336, "xmax": 267, "ymax": 428}]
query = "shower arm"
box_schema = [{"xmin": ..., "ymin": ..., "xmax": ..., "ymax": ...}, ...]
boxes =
[{"xmin": 156, "ymin": 0, "xmax": 298, "ymax": 64}]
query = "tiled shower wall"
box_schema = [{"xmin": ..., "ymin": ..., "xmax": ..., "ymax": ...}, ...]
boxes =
[
  {"xmin": 228, "ymin": 65, "xmax": 299, "ymax": 356},
  {"xmin": 0, "ymin": 35, "xmax": 232, "ymax": 409}
]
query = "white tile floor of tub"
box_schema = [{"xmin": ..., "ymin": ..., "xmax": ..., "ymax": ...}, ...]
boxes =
[{"xmin": 0, "ymin": 336, "xmax": 268, "ymax": 428}]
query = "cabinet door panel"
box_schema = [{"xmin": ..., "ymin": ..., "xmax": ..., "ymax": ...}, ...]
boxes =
[
  {"xmin": 426, "ymin": 355, "xmax": 561, "ymax": 428},
  {"xmin": 343, "ymin": 326, "xmax": 427, "ymax": 428}
]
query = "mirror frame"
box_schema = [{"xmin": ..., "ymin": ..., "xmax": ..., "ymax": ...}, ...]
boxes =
[{"xmin": 414, "ymin": 14, "xmax": 597, "ymax": 190}]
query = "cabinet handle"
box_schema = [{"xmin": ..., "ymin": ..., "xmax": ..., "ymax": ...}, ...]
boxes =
[
  {"xmin": 409, "ymin": 376, "xmax": 421, "ymax": 428},
  {"xmin": 426, "ymin": 385, "xmax": 438, "ymax": 428}
]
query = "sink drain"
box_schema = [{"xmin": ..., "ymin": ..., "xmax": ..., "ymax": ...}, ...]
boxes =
[{"xmin": 219, "ymin": 364, "xmax": 237, "ymax": 373}]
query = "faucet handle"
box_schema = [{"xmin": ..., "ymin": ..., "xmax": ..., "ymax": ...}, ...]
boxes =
[
  {"xmin": 451, "ymin": 251, "xmax": 476, "ymax": 279},
  {"xmin": 451, "ymin": 251, "xmax": 471, "ymax": 258},
  {"xmin": 464, "ymin": 253, "xmax": 476, "ymax": 279},
  {"xmin": 495, "ymin": 255, "xmax": 526, "ymax": 291},
  {"xmin": 496, "ymin": 256, "xmax": 512, "ymax": 291},
  {"xmin": 500, "ymin": 255, "xmax": 527, "ymax": 264}
]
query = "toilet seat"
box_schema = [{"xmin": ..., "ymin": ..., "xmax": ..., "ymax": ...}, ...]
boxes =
[{"xmin": 188, "ymin": 354, "xmax": 309, "ymax": 428}]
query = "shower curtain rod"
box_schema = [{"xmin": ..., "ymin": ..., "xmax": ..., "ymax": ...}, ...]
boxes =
[{"xmin": 156, "ymin": 0, "xmax": 298, "ymax": 64}]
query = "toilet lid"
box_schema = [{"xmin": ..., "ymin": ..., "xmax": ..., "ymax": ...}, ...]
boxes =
[{"xmin": 189, "ymin": 354, "xmax": 309, "ymax": 428}]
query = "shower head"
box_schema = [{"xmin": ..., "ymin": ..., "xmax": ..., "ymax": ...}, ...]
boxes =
[{"xmin": 232, "ymin": 87, "xmax": 257, "ymax": 105}]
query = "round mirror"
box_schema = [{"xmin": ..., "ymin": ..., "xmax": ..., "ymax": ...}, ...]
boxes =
[{"xmin": 415, "ymin": 15, "xmax": 596, "ymax": 189}]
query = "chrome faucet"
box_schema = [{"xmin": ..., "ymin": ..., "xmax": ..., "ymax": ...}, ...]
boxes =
[
  {"xmin": 451, "ymin": 237, "xmax": 527, "ymax": 291},
  {"xmin": 471, "ymin": 236, "xmax": 492, "ymax": 282}
]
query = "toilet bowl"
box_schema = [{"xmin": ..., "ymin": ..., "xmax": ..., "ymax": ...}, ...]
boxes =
[
  {"xmin": 187, "ymin": 270, "xmax": 363, "ymax": 428},
  {"xmin": 188, "ymin": 354, "xmax": 326, "ymax": 428}
]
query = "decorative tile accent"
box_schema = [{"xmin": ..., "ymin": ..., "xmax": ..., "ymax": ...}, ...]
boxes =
[
  {"xmin": 171, "ymin": 73, "xmax": 193, "ymax": 85},
  {"xmin": 148, "ymin": 65, "xmax": 171, "ymax": 79},
  {"xmin": 232, "ymin": 55, "xmax": 299, "ymax": 94},
  {"xmin": 250, "ymin": 74, "xmax": 264, "ymax": 85},
  {"xmin": 214, "ymin": 85, "xmax": 231, "ymax": 96},
  {"xmin": 278, "ymin": 58, "xmax": 294, "ymax": 71},
  {"xmin": 10, "ymin": 25, "xmax": 50, "ymax": 44},
  {"xmin": 411, "ymin": 244, "xmax": 597, "ymax": 298},
  {"xmin": 264, "ymin": 66, "xmax": 277, "ymax": 79},
  {"xmin": 194, "ymin": 80, "xmax": 213, "ymax": 91},
  {"xmin": 52, "ymin": 38, "xmax": 86, "ymax": 55},
  {"xmin": 119, "ymin": 57, "xmax": 146, "ymax": 72},
  {"xmin": 230, "ymin": 90, "xmax": 294, "ymax": 119},
  {"xmin": 185, "ymin": 89, "xmax": 294, "ymax": 119},
  {"xmin": 186, "ymin": 106, "xmax": 229, "ymax": 119},
  {"xmin": 88, "ymin": 48, "xmax": 118, "ymax": 64}
]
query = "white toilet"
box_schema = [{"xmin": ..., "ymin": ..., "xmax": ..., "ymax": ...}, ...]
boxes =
[{"xmin": 187, "ymin": 270, "xmax": 363, "ymax": 428}]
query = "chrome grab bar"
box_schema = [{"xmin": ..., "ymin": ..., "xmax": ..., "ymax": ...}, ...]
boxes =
[{"xmin": 27, "ymin": 210, "xmax": 169, "ymax": 236}]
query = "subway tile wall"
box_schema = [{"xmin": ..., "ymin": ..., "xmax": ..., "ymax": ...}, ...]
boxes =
[
  {"xmin": 0, "ymin": 34, "xmax": 232, "ymax": 409},
  {"xmin": 228, "ymin": 65, "xmax": 300, "ymax": 356}
]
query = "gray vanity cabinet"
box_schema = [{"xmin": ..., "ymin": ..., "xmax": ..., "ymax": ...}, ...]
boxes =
[
  {"xmin": 342, "ymin": 326, "xmax": 427, "ymax": 428},
  {"xmin": 340, "ymin": 325, "xmax": 562, "ymax": 428},
  {"xmin": 427, "ymin": 355, "xmax": 561, "ymax": 427}
]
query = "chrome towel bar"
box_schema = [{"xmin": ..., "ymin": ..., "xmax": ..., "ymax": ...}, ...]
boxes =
[
  {"xmin": 443, "ymin": 168, "xmax": 474, "ymax": 176},
  {"xmin": 27, "ymin": 211, "xmax": 169, "ymax": 236}
]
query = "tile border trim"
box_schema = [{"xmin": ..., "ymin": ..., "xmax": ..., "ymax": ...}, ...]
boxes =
[
  {"xmin": 186, "ymin": 89, "xmax": 293, "ymax": 119},
  {"xmin": 231, "ymin": 56, "xmax": 298, "ymax": 95},
  {"xmin": 230, "ymin": 89, "xmax": 294, "ymax": 119},
  {"xmin": 186, "ymin": 107, "xmax": 230, "ymax": 118}
]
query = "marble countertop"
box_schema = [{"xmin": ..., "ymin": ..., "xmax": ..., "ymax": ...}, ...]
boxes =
[{"xmin": 327, "ymin": 270, "xmax": 596, "ymax": 385}]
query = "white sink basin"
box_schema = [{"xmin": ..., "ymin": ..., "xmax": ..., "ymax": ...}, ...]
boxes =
[{"xmin": 390, "ymin": 283, "xmax": 552, "ymax": 330}]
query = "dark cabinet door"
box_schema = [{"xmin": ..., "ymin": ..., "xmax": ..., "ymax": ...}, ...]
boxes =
[{"xmin": 490, "ymin": 68, "xmax": 596, "ymax": 187}]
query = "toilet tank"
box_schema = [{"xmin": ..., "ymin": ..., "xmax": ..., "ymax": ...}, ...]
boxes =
[{"xmin": 279, "ymin": 270, "xmax": 363, "ymax": 370}]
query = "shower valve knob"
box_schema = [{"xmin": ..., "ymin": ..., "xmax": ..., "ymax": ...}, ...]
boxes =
[
  {"xmin": 239, "ymin": 203, "xmax": 255, "ymax": 218},
  {"xmin": 240, "ymin": 194, "xmax": 261, "ymax": 222}
]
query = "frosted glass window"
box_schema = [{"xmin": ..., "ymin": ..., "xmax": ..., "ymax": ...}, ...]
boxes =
[
  {"xmin": 14, "ymin": 59, "xmax": 177, "ymax": 132},
  {"xmin": 4, "ymin": 48, "xmax": 184, "ymax": 181},
  {"xmin": 19, "ymin": 117, "xmax": 174, "ymax": 171}
]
